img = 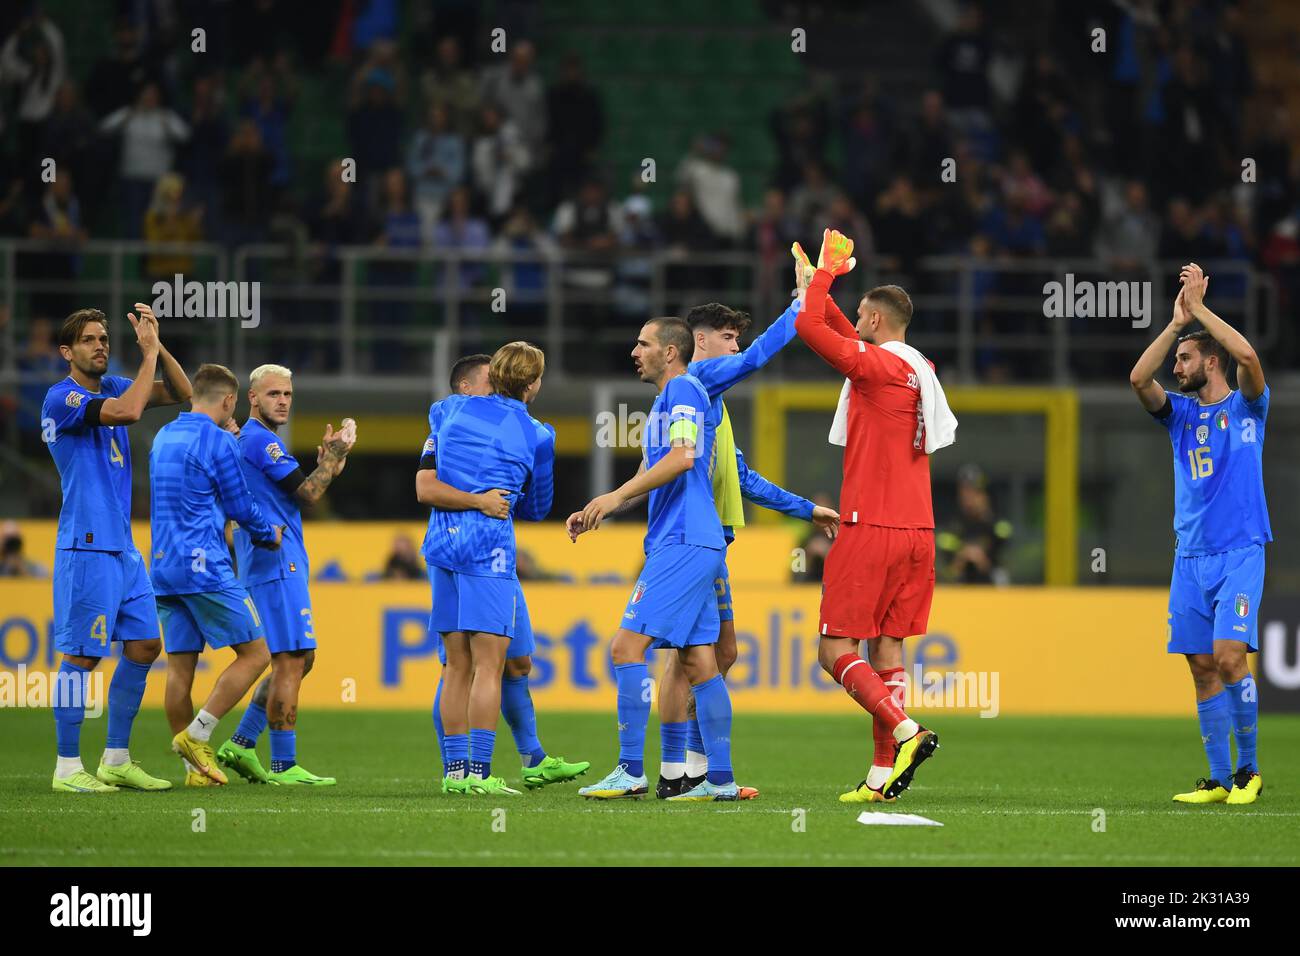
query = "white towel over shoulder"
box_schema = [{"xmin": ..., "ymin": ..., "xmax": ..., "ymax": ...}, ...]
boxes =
[{"xmin": 827, "ymin": 340, "xmax": 957, "ymax": 454}]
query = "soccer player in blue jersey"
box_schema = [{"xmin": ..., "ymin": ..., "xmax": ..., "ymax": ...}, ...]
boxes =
[
  {"xmin": 151, "ymin": 364, "xmax": 283, "ymax": 786},
  {"xmin": 569, "ymin": 318, "xmax": 738, "ymax": 801},
  {"xmin": 216, "ymin": 364, "xmax": 356, "ymax": 786},
  {"xmin": 424, "ymin": 343, "xmax": 558, "ymax": 796},
  {"xmin": 1130, "ymin": 263, "xmax": 1270, "ymax": 805},
  {"xmin": 657, "ymin": 290, "xmax": 839, "ymax": 799},
  {"xmin": 418, "ymin": 354, "xmax": 589, "ymax": 791},
  {"xmin": 43, "ymin": 304, "xmax": 191, "ymax": 793}
]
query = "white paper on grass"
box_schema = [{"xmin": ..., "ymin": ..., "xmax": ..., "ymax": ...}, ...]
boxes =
[{"xmin": 855, "ymin": 811, "xmax": 944, "ymax": 827}]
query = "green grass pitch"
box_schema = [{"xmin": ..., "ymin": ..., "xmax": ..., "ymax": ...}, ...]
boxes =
[{"xmin": 2, "ymin": 709, "xmax": 1297, "ymax": 866}]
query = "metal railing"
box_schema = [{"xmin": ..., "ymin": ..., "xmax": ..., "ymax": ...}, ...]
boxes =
[{"xmin": 0, "ymin": 239, "xmax": 1278, "ymax": 388}]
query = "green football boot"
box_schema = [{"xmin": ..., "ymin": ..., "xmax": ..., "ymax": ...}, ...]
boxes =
[
  {"xmin": 468, "ymin": 775, "xmax": 522, "ymax": 796},
  {"xmin": 442, "ymin": 775, "xmax": 472, "ymax": 794},
  {"xmin": 96, "ymin": 760, "xmax": 173, "ymax": 791},
  {"xmin": 216, "ymin": 740, "xmax": 270, "ymax": 784},
  {"xmin": 52, "ymin": 769, "xmax": 118, "ymax": 793},
  {"xmin": 267, "ymin": 764, "xmax": 336, "ymax": 786},
  {"xmin": 521, "ymin": 755, "xmax": 591, "ymax": 790}
]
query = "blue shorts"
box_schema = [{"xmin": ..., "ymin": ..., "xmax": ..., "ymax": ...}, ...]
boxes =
[
  {"xmin": 622, "ymin": 544, "xmax": 725, "ymax": 650},
  {"xmin": 247, "ymin": 576, "xmax": 316, "ymax": 655},
  {"xmin": 429, "ymin": 566, "xmax": 534, "ymax": 663},
  {"xmin": 54, "ymin": 548, "xmax": 160, "ymax": 657},
  {"xmin": 1167, "ymin": 544, "xmax": 1264, "ymax": 655},
  {"xmin": 158, "ymin": 585, "xmax": 265, "ymax": 654}
]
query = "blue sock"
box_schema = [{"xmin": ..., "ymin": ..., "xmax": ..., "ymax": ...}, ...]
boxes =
[
  {"xmin": 432, "ymin": 677, "xmax": 446, "ymax": 772},
  {"xmin": 661, "ymin": 721, "xmax": 688, "ymax": 765},
  {"xmin": 106, "ymin": 656, "xmax": 150, "ymax": 750},
  {"xmin": 231, "ymin": 700, "xmax": 267, "ymax": 750},
  {"xmin": 693, "ymin": 675, "xmax": 734, "ymax": 786},
  {"xmin": 445, "ymin": 733, "xmax": 469, "ymax": 777},
  {"xmin": 501, "ymin": 675, "xmax": 546, "ymax": 767},
  {"xmin": 686, "ymin": 717, "xmax": 705, "ymax": 760},
  {"xmin": 269, "ymin": 729, "xmax": 296, "ymax": 773},
  {"xmin": 1223, "ymin": 676, "xmax": 1259, "ymax": 772},
  {"xmin": 53, "ymin": 660, "xmax": 91, "ymax": 759},
  {"xmin": 469, "ymin": 728, "xmax": 495, "ymax": 778},
  {"xmin": 614, "ymin": 662, "xmax": 649, "ymax": 778},
  {"xmin": 1196, "ymin": 691, "xmax": 1232, "ymax": 785}
]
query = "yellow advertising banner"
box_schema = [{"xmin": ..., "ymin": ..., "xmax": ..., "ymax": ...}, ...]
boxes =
[{"xmin": 1, "ymin": 578, "xmax": 1190, "ymax": 715}]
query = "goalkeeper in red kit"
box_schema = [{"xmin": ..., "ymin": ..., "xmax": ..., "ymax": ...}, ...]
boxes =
[{"xmin": 794, "ymin": 229, "xmax": 946, "ymax": 802}]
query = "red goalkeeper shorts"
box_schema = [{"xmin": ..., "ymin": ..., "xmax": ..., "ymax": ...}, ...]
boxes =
[{"xmin": 818, "ymin": 524, "xmax": 935, "ymax": 640}]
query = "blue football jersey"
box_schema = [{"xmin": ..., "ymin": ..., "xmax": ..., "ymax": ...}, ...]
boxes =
[
  {"xmin": 43, "ymin": 375, "xmax": 136, "ymax": 552},
  {"xmin": 1153, "ymin": 387, "xmax": 1272, "ymax": 556},
  {"xmin": 421, "ymin": 393, "xmax": 555, "ymax": 577},
  {"xmin": 233, "ymin": 417, "xmax": 309, "ymax": 586},
  {"xmin": 643, "ymin": 373, "xmax": 724, "ymax": 553},
  {"xmin": 149, "ymin": 412, "xmax": 277, "ymax": 595}
]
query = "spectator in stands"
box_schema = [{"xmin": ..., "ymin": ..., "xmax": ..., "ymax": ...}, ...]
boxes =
[
  {"xmin": 179, "ymin": 74, "xmax": 229, "ymax": 239},
  {"xmin": 675, "ymin": 133, "xmax": 744, "ymax": 245},
  {"xmin": 241, "ymin": 55, "xmax": 297, "ymax": 192},
  {"xmin": 351, "ymin": 0, "xmax": 400, "ymax": 55},
  {"xmin": 100, "ymin": 81, "xmax": 190, "ymax": 236},
  {"xmin": 420, "ymin": 35, "xmax": 480, "ymax": 136},
  {"xmin": 433, "ymin": 184, "xmax": 490, "ymax": 288},
  {"xmin": 492, "ymin": 204, "xmax": 557, "ymax": 325},
  {"xmin": 787, "ymin": 161, "xmax": 839, "ymax": 238},
  {"xmin": 347, "ymin": 65, "xmax": 405, "ymax": 203},
  {"xmin": 0, "ymin": 521, "xmax": 49, "ymax": 578},
  {"xmin": 26, "ymin": 172, "xmax": 86, "ymax": 318},
  {"xmin": 873, "ymin": 173, "xmax": 927, "ymax": 276},
  {"xmin": 839, "ymin": 76, "xmax": 895, "ymax": 209},
  {"xmin": 1012, "ymin": 52, "xmax": 1077, "ymax": 176},
  {"xmin": 407, "ymin": 101, "xmax": 466, "ymax": 245},
  {"xmin": 545, "ymin": 53, "xmax": 605, "ymax": 206},
  {"xmin": 1098, "ymin": 179, "xmax": 1159, "ymax": 269},
  {"xmin": 85, "ymin": 19, "xmax": 159, "ymax": 118},
  {"xmin": 143, "ymin": 173, "xmax": 203, "ymax": 281},
  {"xmin": 309, "ymin": 157, "xmax": 367, "ymax": 255},
  {"xmin": 40, "ymin": 81, "xmax": 103, "ymax": 223},
  {"xmin": 217, "ymin": 118, "xmax": 274, "ymax": 246},
  {"xmin": 370, "ymin": 168, "xmax": 421, "ymax": 370},
  {"xmin": 909, "ymin": 90, "xmax": 954, "ymax": 190},
  {"xmin": 824, "ymin": 192, "xmax": 873, "ymax": 260},
  {"xmin": 470, "ymin": 102, "xmax": 532, "ymax": 226},
  {"xmin": 935, "ymin": 2, "xmax": 992, "ymax": 130},
  {"xmin": 552, "ymin": 177, "xmax": 621, "ymax": 299},
  {"xmin": 771, "ymin": 90, "xmax": 830, "ymax": 192},
  {"xmin": 16, "ymin": 318, "xmax": 63, "ymax": 456},
  {"xmin": 0, "ymin": 10, "xmax": 66, "ymax": 181},
  {"xmin": 380, "ymin": 533, "xmax": 423, "ymax": 580},
  {"xmin": 479, "ymin": 39, "xmax": 546, "ymax": 156},
  {"xmin": 1001, "ymin": 150, "xmax": 1053, "ymax": 219},
  {"xmin": 659, "ymin": 188, "xmax": 715, "ymax": 296},
  {"xmin": 937, "ymin": 464, "xmax": 1011, "ymax": 585},
  {"xmin": 1045, "ymin": 192, "xmax": 1092, "ymax": 258}
]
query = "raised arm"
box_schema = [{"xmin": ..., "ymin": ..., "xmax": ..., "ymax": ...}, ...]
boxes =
[
  {"xmin": 1180, "ymin": 263, "xmax": 1265, "ymax": 401},
  {"xmin": 693, "ymin": 298, "xmax": 802, "ymax": 398},
  {"xmin": 1129, "ymin": 289, "xmax": 1190, "ymax": 413},
  {"xmin": 98, "ymin": 309, "xmax": 160, "ymax": 426}
]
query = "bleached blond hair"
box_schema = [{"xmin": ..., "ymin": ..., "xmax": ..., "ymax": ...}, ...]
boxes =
[{"xmin": 249, "ymin": 364, "xmax": 293, "ymax": 390}]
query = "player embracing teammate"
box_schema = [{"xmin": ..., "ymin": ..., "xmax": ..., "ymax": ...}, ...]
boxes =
[{"xmin": 795, "ymin": 229, "xmax": 956, "ymax": 802}]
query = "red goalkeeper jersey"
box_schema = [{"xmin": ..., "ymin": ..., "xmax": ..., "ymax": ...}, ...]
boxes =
[{"xmin": 795, "ymin": 270, "xmax": 934, "ymax": 529}]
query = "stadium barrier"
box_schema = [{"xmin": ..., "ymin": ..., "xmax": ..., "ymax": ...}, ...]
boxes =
[{"xmin": 7, "ymin": 580, "xmax": 1300, "ymax": 717}]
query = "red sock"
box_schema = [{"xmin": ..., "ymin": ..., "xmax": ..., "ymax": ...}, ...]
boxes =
[
  {"xmin": 872, "ymin": 666, "xmax": 906, "ymax": 765},
  {"xmin": 832, "ymin": 653, "xmax": 906, "ymax": 731}
]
